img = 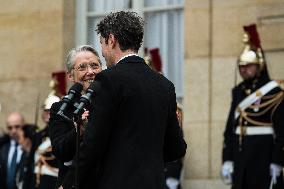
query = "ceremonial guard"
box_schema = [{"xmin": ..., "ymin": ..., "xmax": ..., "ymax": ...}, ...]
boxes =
[
  {"xmin": 145, "ymin": 48, "xmax": 184, "ymax": 189},
  {"xmin": 221, "ymin": 24, "xmax": 284, "ymax": 189},
  {"xmin": 34, "ymin": 72, "xmax": 65, "ymax": 189},
  {"xmin": 144, "ymin": 47, "xmax": 163, "ymax": 74}
]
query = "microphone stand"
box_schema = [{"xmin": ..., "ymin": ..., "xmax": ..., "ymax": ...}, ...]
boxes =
[{"xmin": 73, "ymin": 110, "xmax": 84, "ymax": 189}]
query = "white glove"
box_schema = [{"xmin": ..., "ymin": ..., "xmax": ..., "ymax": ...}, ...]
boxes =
[
  {"xmin": 270, "ymin": 163, "xmax": 282, "ymax": 184},
  {"xmin": 221, "ymin": 161, "xmax": 234, "ymax": 185},
  {"xmin": 166, "ymin": 177, "xmax": 179, "ymax": 189}
]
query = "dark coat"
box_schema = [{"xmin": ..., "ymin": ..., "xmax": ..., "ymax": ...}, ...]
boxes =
[
  {"xmin": 0, "ymin": 140, "xmax": 10, "ymax": 189},
  {"xmin": 164, "ymin": 159, "xmax": 183, "ymax": 189},
  {"xmin": 49, "ymin": 97, "xmax": 82, "ymax": 188},
  {"xmin": 0, "ymin": 135, "xmax": 9, "ymax": 149},
  {"xmin": 0, "ymin": 139, "xmax": 23, "ymax": 189},
  {"xmin": 62, "ymin": 55, "xmax": 187, "ymax": 189},
  {"xmin": 15, "ymin": 146, "xmax": 36, "ymax": 189},
  {"xmin": 222, "ymin": 75, "xmax": 284, "ymax": 189}
]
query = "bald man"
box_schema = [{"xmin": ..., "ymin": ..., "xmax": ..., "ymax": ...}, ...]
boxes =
[{"xmin": 0, "ymin": 112, "xmax": 25, "ymax": 189}]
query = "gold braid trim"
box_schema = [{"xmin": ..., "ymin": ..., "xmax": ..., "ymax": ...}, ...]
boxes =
[
  {"xmin": 246, "ymin": 98, "xmax": 280, "ymax": 117},
  {"xmin": 242, "ymin": 113, "xmax": 272, "ymax": 126},
  {"xmin": 237, "ymin": 92, "xmax": 284, "ymax": 151},
  {"xmin": 249, "ymin": 91, "xmax": 283, "ymax": 109},
  {"xmin": 262, "ymin": 93, "xmax": 280, "ymax": 100},
  {"xmin": 36, "ymin": 147, "xmax": 52, "ymax": 154},
  {"xmin": 271, "ymin": 93, "xmax": 284, "ymax": 121},
  {"xmin": 246, "ymin": 91, "xmax": 284, "ymax": 117},
  {"xmin": 36, "ymin": 162, "xmax": 42, "ymax": 187},
  {"xmin": 35, "ymin": 147, "xmax": 58, "ymax": 187},
  {"xmin": 36, "ymin": 155, "xmax": 58, "ymax": 174},
  {"xmin": 40, "ymin": 156, "xmax": 58, "ymax": 173},
  {"xmin": 239, "ymin": 113, "xmax": 244, "ymax": 151}
]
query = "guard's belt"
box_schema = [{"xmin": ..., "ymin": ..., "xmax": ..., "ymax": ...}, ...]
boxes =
[{"xmin": 235, "ymin": 126, "xmax": 274, "ymax": 135}]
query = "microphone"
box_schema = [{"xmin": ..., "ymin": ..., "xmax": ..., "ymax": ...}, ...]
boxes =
[
  {"xmin": 57, "ymin": 83, "xmax": 83, "ymax": 116},
  {"xmin": 73, "ymin": 81, "xmax": 101, "ymax": 117}
]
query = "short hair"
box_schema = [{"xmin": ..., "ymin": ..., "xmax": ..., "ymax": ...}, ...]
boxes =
[
  {"xmin": 21, "ymin": 124, "xmax": 37, "ymax": 140},
  {"xmin": 96, "ymin": 11, "xmax": 144, "ymax": 52},
  {"xmin": 66, "ymin": 45, "xmax": 102, "ymax": 73}
]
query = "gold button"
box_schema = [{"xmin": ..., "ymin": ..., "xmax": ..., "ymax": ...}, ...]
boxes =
[{"xmin": 256, "ymin": 90, "xmax": 262, "ymax": 97}]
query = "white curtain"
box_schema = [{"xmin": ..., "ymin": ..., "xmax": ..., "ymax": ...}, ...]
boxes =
[
  {"xmin": 86, "ymin": 0, "xmax": 184, "ymax": 98},
  {"xmin": 144, "ymin": 0, "xmax": 184, "ymax": 98}
]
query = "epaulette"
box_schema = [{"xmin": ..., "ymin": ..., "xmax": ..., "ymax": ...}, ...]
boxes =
[{"xmin": 276, "ymin": 80, "xmax": 284, "ymax": 90}]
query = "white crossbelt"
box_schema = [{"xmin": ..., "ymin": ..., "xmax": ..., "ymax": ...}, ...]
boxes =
[
  {"xmin": 234, "ymin": 80, "xmax": 279, "ymax": 119},
  {"xmin": 235, "ymin": 126, "xmax": 274, "ymax": 135}
]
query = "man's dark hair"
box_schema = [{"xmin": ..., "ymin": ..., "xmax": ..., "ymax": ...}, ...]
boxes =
[
  {"xmin": 22, "ymin": 124, "xmax": 37, "ymax": 140},
  {"xmin": 96, "ymin": 11, "xmax": 144, "ymax": 52}
]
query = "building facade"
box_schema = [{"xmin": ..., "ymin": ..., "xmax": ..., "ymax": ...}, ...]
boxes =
[{"xmin": 0, "ymin": 0, "xmax": 284, "ymax": 188}]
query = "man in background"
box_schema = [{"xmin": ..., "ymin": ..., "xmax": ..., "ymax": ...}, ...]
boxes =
[
  {"xmin": 0, "ymin": 112, "xmax": 25, "ymax": 189},
  {"xmin": 16, "ymin": 124, "xmax": 38, "ymax": 189},
  {"xmin": 145, "ymin": 49, "xmax": 185, "ymax": 189},
  {"xmin": 164, "ymin": 104, "xmax": 184, "ymax": 189}
]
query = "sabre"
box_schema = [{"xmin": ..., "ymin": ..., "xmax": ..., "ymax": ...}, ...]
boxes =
[
  {"xmin": 269, "ymin": 177, "xmax": 275, "ymax": 189},
  {"xmin": 34, "ymin": 93, "xmax": 40, "ymax": 126}
]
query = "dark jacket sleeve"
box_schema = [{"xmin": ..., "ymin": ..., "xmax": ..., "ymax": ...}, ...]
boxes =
[
  {"xmin": 49, "ymin": 102, "xmax": 77, "ymax": 162},
  {"xmin": 0, "ymin": 142, "xmax": 8, "ymax": 188},
  {"xmin": 272, "ymin": 93, "xmax": 284, "ymax": 166},
  {"xmin": 222, "ymin": 88, "xmax": 238, "ymax": 162},
  {"xmin": 62, "ymin": 73, "xmax": 117, "ymax": 188},
  {"xmin": 163, "ymin": 84, "xmax": 187, "ymax": 162}
]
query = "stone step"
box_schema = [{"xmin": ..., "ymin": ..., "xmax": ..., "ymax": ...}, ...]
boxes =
[{"xmin": 182, "ymin": 179, "xmax": 231, "ymax": 189}]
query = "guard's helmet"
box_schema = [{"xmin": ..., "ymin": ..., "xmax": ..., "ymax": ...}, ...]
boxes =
[
  {"xmin": 51, "ymin": 71, "xmax": 67, "ymax": 97},
  {"xmin": 43, "ymin": 94, "xmax": 60, "ymax": 110},
  {"xmin": 42, "ymin": 71, "xmax": 66, "ymax": 110},
  {"xmin": 238, "ymin": 24, "xmax": 265, "ymax": 73},
  {"xmin": 144, "ymin": 47, "xmax": 163, "ymax": 74}
]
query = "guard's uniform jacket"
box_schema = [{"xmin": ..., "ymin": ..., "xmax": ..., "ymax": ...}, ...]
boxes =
[
  {"xmin": 34, "ymin": 129, "xmax": 59, "ymax": 189},
  {"xmin": 222, "ymin": 75, "xmax": 284, "ymax": 189}
]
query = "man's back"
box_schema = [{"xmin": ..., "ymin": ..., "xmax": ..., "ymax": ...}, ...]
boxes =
[{"xmin": 76, "ymin": 55, "xmax": 186, "ymax": 189}]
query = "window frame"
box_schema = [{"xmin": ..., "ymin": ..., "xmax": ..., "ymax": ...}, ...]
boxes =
[{"xmin": 75, "ymin": 0, "xmax": 184, "ymax": 100}]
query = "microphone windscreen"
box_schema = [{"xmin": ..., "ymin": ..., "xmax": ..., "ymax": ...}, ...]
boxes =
[{"xmin": 70, "ymin": 82, "xmax": 83, "ymax": 94}]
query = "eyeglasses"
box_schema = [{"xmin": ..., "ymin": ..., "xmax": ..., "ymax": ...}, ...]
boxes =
[
  {"xmin": 7, "ymin": 125, "xmax": 21, "ymax": 131},
  {"xmin": 73, "ymin": 63, "xmax": 100, "ymax": 72}
]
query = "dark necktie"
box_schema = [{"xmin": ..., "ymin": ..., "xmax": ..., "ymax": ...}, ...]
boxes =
[{"xmin": 7, "ymin": 143, "xmax": 18, "ymax": 189}]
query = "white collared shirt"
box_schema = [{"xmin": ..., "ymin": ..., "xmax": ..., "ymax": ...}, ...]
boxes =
[
  {"xmin": 7, "ymin": 140, "xmax": 23, "ymax": 167},
  {"xmin": 115, "ymin": 53, "xmax": 139, "ymax": 65}
]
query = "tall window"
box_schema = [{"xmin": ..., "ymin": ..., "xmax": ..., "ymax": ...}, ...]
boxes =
[{"xmin": 76, "ymin": 0, "xmax": 184, "ymax": 100}]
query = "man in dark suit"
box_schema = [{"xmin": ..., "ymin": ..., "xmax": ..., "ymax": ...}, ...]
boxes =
[
  {"xmin": 0, "ymin": 112, "xmax": 25, "ymax": 189},
  {"xmin": 62, "ymin": 11, "xmax": 187, "ymax": 189}
]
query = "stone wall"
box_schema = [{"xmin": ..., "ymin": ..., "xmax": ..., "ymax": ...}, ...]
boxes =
[
  {"xmin": 0, "ymin": 0, "xmax": 75, "ymax": 129},
  {"xmin": 0, "ymin": 1, "xmax": 283, "ymax": 189},
  {"xmin": 183, "ymin": 0, "xmax": 284, "ymax": 188}
]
